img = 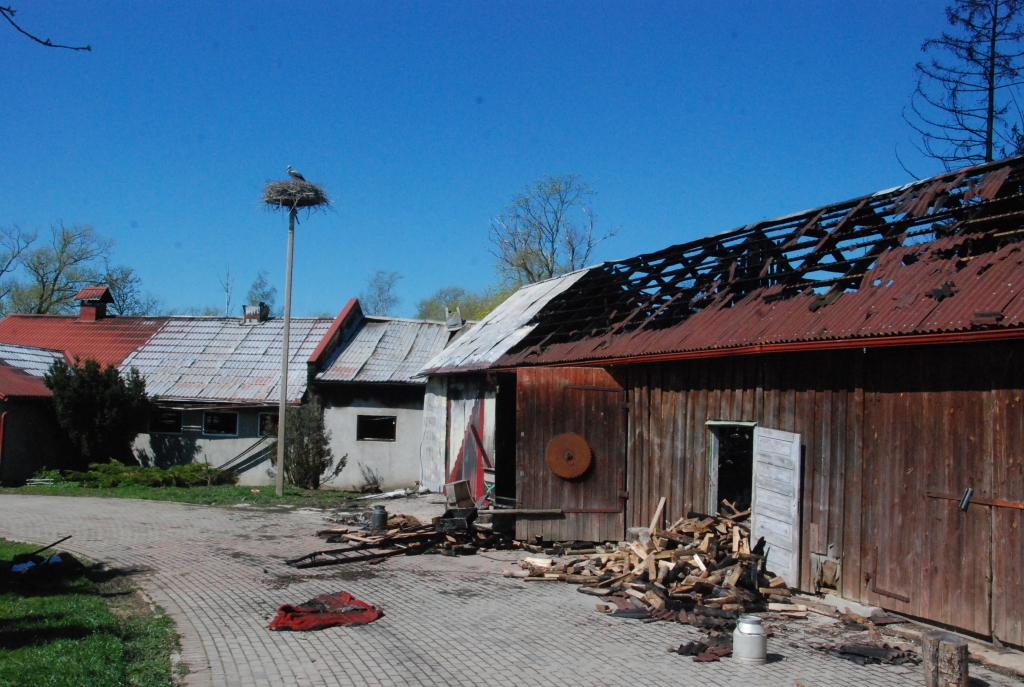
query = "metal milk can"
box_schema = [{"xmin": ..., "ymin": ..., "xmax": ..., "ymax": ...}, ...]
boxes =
[
  {"xmin": 371, "ymin": 505, "xmax": 388, "ymax": 529},
  {"xmin": 733, "ymin": 615, "xmax": 768, "ymax": 664}
]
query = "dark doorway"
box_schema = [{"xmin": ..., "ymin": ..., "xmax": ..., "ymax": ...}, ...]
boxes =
[
  {"xmin": 492, "ymin": 373, "xmax": 517, "ymax": 505},
  {"xmin": 709, "ymin": 423, "xmax": 754, "ymax": 513}
]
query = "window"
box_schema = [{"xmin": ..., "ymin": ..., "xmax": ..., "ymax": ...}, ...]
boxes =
[
  {"xmin": 357, "ymin": 415, "xmax": 396, "ymax": 441},
  {"xmin": 149, "ymin": 409, "xmax": 182, "ymax": 434},
  {"xmin": 203, "ymin": 411, "xmax": 238, "ymax": 436},
  {"xmin": 259, "ymin": 412, "xmax": 278, "ymax": 437}
]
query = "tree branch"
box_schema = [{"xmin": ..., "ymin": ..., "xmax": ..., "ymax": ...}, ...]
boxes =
[{"xmin": 0, "ymin": 5, "xmax": 91, "ymax": 51}]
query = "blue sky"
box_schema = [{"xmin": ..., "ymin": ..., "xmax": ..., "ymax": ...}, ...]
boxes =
[{"xmin": 0, "ymin": 1, "xmax": 946, "ymax": 317}]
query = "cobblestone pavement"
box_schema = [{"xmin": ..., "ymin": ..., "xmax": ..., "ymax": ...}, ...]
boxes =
[{"xmin": 0, "ymin": 495, "xmax": 1019, "ymax": 687}]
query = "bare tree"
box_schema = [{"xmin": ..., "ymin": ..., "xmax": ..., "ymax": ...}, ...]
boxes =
[
  {"xmin": 218, "ymin": 265, "xmax": 234, "ymax": 316},
  {"xmin": 488, "ymin": 174, "xmax": 616, "ymax": 287},
  {"xmin": 0, "ymin": 5, "xmax": 90, "ymax": 51},
  {"xmin": 360, "ymin": 270, "xmax": 403, "ymax": 316},
  {"xmin": 0, "ymin": 225, "xmax": 36, "ymax": 315},
  {"xmin": 102, "ymin": 262, "xmax": 160, "ymax": 316},
  {"xmin": 905, "ymin": 0, "xmax": 1024, "ymax": 169},
  {"xmin": 7, "ymin": 223, "xmax": 114, "ymax": 314}
]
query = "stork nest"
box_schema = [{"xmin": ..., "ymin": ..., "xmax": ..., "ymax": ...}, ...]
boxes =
[{"xmin": 262, "ymin": 180, "xmax": 330, "ymax": 212}]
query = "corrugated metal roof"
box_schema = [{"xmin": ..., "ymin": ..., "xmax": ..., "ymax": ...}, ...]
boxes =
[
  {"xmin": 417, "ymin": 270, "xmax": 590, "ymax": 375},
  {"xmin": 0, "ymin": 315, "xmax": 166, "ymax": 367},
  {"xmin": 493, "ymin": 157, "xmax": 1024, "ymax": 368},
  {"xmin": 0, "ymin": 363, "xmax": 52, "ymax": 399},
  {"xmin": 0, "ymin": 343, "xmax": 65, "ymax": 377},
  {"xmin": 318, "ymin": 316, "xmax": 449, "ymax": 383},
  {"xmin": 122, "ymin": 317, "xmax": 333, "ymax": 404},
  {"xmin": 73, "ymin": 286, "xmax": 113, "ymax": 302}
]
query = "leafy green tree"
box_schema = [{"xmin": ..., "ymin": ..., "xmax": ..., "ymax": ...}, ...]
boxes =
[
  {"xmin": 415, "ymin": 285, "xmax": 510, "ymax": 321},
  {"xmin": 44, "ymin": 358, "xmax": 150, "ymax": 470},
  {"xmin": 267, "ymin": 398, "xmax": 345, "ymax": 490}
]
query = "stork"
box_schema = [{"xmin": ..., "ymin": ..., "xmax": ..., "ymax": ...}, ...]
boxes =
[{"xmin": 286, "ymin": 165, "xmax": 306, "ymax": 182}]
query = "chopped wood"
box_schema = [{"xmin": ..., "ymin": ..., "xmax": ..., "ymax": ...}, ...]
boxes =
[{"xmin": 649, "ymin": 496, "xmax": 667, "ymax": 530}]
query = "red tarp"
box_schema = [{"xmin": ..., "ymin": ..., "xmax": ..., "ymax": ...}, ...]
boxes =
[{"xmin": 268, "ymin": 591, "xmax": 383, "ymax": 631}]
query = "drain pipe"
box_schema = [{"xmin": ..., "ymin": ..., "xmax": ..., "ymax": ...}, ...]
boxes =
[{"xmin": 0, "ymin": 411, "xmax": 8, "ymax": 486}]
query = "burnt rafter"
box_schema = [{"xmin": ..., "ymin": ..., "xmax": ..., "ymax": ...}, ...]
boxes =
[{"xmin": 511, "ymin": 157, "xmax": 1024, "ymax": 355}]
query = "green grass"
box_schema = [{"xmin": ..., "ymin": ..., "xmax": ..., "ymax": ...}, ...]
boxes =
[
  {"xmin": 0, "ymin": 483, "xmax": 363, "ymax": 508},
  {"xmin": 0, "ymin": 539, "xmax": 180, "ymax": 687}
]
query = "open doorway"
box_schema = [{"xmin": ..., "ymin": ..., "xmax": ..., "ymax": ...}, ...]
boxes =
[
  {"xmin": 492, "ymin": 372, "xmax": 518, "ymax": 507},
  {"xmin": 707, "ymin": 421, "xmax": 755, "ymax": 514}
]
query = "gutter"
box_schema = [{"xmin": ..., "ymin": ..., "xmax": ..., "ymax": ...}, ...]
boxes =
[{"xmin": 493, "ymin": 327, "xmax": 1024, "ymax": 370}]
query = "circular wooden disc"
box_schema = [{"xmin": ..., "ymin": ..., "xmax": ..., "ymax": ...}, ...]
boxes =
[{"xmin": 546, "ymin": 433, "xmax": 592, "ymax": 479}]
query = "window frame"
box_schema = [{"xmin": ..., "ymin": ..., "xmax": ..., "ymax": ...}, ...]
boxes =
[
  {"xmin": 202, "ymin": 410, "xmax": 239, "ymax": 437},
  {"xmin": 258, "ymin": 412, "xmax": 278, "ymax": 437},
  {"xmin": 356, "ymin": 414, "xmax": 397, "ymax": 442}
]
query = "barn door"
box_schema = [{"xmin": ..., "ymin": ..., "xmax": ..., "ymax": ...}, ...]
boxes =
[
  {"xmin": 516, "ymin": 367, "xmax": 627, "ymax": 542},
  {"xmin": 751, "ymin": 427, "xmax": 802, "ymax": 588}
]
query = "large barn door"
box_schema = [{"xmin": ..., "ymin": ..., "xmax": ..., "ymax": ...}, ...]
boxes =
[
  {"xmin": 751, "ymin": 427, "xmax": 802, "ymax": 587},
  {"xmin": 516, "ymin": 367, "xmax": 627, "ymax": 542}
]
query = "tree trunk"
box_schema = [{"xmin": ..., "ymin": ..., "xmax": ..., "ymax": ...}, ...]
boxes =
[{"xmin": 922, "ymin": 630, "xmax": 969, "ymax": 687}]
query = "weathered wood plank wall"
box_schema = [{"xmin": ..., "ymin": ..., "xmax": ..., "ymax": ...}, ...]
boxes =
[{"xmin": 619, "ymin": 342, "xmax": 1023, "ymax": 644}]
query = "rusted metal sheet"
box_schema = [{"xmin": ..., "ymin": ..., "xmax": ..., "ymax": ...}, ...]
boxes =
[
  {"xmin": 516, "ymin": 367, "xmax": 626, "ymax": 542},
  {"xmin": 0, "ymin": 314, "xmax": 165, "ymax": 368},
  {"xmin": 490, "ymin": 158, "xmax": 1024, "ymax": 369}
]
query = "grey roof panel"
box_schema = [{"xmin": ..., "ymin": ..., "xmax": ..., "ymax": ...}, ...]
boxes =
[
  {"xmin": 0, "ymin": 343, "xmax": 65, "ymax": 377},
  {"xmin": 317, "ymin": 317, "xmax": 448, "ymax": 384},
  {"xmin": 121, "ymin": 317, "xmax": 333, "ymax": 404}
]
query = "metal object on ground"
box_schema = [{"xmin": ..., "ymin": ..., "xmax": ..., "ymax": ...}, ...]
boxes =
[
  {"xmin": 435, "ymin": 507, "xmax": 477, "ymax": 533},
  {"xmin": 371, "ymin": 505, "xmax": 388, "ymax": 530},
  {"xmin": 546, "ymin": 433, "xmax": 592, "ymax": 479},
  {"xmin": 733, "ymin": 615, "xmax": 768, "ymax": 665}
]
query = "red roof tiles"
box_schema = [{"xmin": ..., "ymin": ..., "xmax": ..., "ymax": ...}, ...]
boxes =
[
  {"xmin": 0, "ymin": 363, "xmax": 51, "ymax": 399},
  {"xmin": 0, "ymin": 315, "xmax": 166, "ymax": 368}
]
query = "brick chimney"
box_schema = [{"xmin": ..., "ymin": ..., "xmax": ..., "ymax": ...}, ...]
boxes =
[{"xmin": 73, "ymin": 286, "xmax": 114, "ymax": 322}]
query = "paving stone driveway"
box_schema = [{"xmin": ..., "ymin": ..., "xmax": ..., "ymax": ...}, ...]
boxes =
[{"xmin": 0, "ymin": 494, "xmax": 1018, "ymax": 687}]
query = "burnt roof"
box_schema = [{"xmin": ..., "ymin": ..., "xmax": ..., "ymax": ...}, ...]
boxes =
[{"xmin": 496, "ymin": 157, "xmax": 1024, "ymax": 368}]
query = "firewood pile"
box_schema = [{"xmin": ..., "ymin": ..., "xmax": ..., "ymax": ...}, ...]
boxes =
[{"xmin": 506, "ymin": 499, "xmax": 803, "ymax": 630}]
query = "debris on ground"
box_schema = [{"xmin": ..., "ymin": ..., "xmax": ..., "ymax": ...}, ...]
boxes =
[
  {"xmin": 288, "ymin": 507, "xmax": 518, "ymax": 568},
  {"xmin": 808, "ymin": 639, "xmax": 920, "ymax": 666},
  {"xmin": 268, "ymin": 591, "xmax": 383, "ymax": 631}
]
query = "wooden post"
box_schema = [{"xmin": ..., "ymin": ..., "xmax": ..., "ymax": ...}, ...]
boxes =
[
  {"xmin": 275, "ymin": 208, "xmax": 296, "ymax": 497},
  {"xmin": 922, "ymin": 630, "xmax": 968, "ymax": 687}
]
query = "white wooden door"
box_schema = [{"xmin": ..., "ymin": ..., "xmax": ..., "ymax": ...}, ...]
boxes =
[{"xmin": 751, "ymin": 427, "xmax": 802, "ymax": 588}]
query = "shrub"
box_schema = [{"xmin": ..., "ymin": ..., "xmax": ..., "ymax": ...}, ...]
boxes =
[
  {"xmin": 44, "ymin": 358, "xmax": 150, "ymax": 470},
  {"xmin": 65, "ymin": 460, "xmax": 238, "ymax": 488},
  {"xmin": 266, "ymin": 398, "xmax": 346, "ymax": 490}
]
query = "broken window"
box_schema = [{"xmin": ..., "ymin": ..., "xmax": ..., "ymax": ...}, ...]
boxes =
[
  {"xmin": 203, "ymin": 411, "xmax": 238, "ymax": 436},
  {"xmin": 149, "ymin": 409, "xmax": 182, "ymax": 434},
  {"xmin": 356, "ymin": 415, "xmax": 396, "ymax": 442}
]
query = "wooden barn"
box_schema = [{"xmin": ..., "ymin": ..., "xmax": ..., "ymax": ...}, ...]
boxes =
[{"xmin": 419, "ymin": 157, "xmax": 1024, "ymax": 645}]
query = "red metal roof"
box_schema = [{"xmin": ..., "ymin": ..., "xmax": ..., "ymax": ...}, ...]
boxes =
[
  {"xmin": 0, "ymin": 315, "xmax": 166, "ymax": 368},
  {"xmin": 0, "ymin": 363, "xmax": 51, "ymax": 399},
  {"xmin": 73, "ymin": 286, "xmax": 113, "ymax": 302},
  {"xmin": 494, "ymin": 157, "xmax": 1024, "ymax": 369}
]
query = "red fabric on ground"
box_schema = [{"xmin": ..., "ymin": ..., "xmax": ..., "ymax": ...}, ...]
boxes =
[{"xmin": 268, "ymin": 591, "xmax": 384, "ymax": 631}]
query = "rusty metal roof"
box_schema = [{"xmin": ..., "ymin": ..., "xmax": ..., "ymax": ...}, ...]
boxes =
[
  {"xmin": 317, "ymin": 316, "xmax": 449, "ymax": 383},
  {"xmin": 417, "ymin": 270, "xmax": 590, "ymax": 375},
  {"xmin": 73, "ymin": 286, "xmax": 113, "ymax": 302},
  {"xmin": 0, "ymin": 315, "xmax": 166, "ymax": 367},
  {"xmin": 121, "ymin": 317, "xmax": 334, "ymax": 404},
  {"xmin": 493, "ymin": 157, "xmax": 1024, "ymax": 368},
  {"xmin": 0, "ymin": 364, "xmax": 52, "ymax": 399}
]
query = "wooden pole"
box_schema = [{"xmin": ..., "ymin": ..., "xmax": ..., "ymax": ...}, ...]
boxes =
[{"xmin": 276, "ymin": 208, "xmax": 296, "ymax": 497}]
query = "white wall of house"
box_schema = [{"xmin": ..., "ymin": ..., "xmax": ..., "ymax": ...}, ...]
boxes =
[
  {"xmin": 319, "ymin": 389, "xmax": 424, "ymax": 491},
  {"xmin": 133, "ymin": 407, "xmax": 276, "ymax": 486}
]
